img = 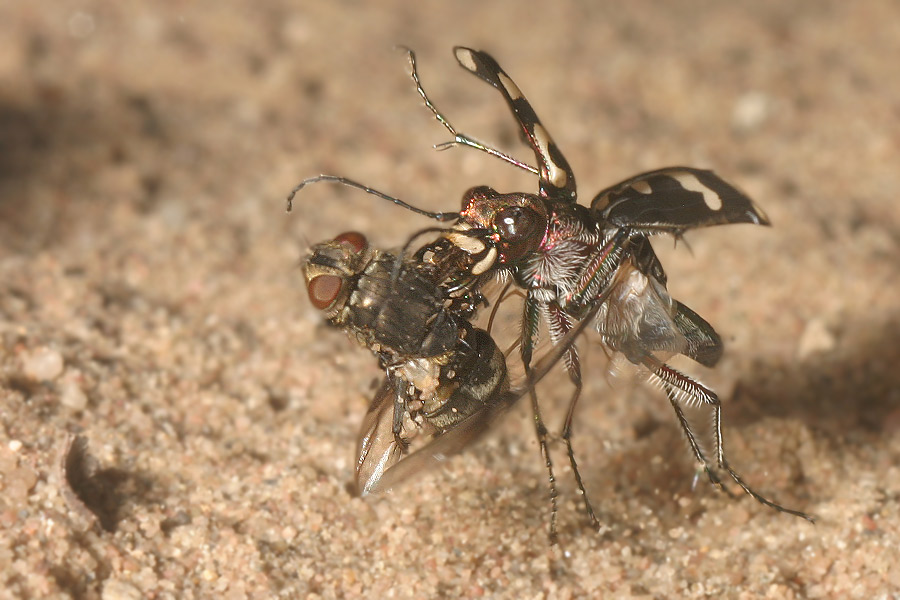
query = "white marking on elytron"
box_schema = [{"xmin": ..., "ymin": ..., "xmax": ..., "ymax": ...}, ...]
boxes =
[
  {"xmin": 455, "ymin": 48, "xmax": 477, "ymax": 72},
  {"xmin": 497, "ymin": 72, "xmax": 524, "ymax": 100},
  {"xmin": 672, "ymin": 171, "xmax": 722, "ymax": 210},
  {"xmin": 471, "ymin": 247, "xmax": 497, "ymax": 275},
  {"xmin": 532, "ymin": 123, "xmax": 567, "ymax": 188},
  {"xmin": 446, "ymin": 231, "xmax": 486, "ymax": 255},
  {"xmin": 632, "ymin": 180, "xmax": 652, "ymax": 194}
]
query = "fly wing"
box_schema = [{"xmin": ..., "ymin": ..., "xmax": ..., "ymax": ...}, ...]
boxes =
[
  {"xmin": 360, "ymin": 387, "xmax": 519, "ymax": 496},
  {"xmin": 591, "ymin": 167, "xmax": 770, "ymax": 233},
  {"xmin": 354, "ymin": 378, "xmax": 407, "ymax": 497},
  {"xmin": 354, "ymin": 302, "xmax": 606, "ymax": 496},
  {"xmin": 354, "ymin": 327, "xmax": 514, "ymax": 496}
]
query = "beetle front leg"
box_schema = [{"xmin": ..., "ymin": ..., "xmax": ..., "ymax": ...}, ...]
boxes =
[
  {"xmin": 402, "ymin": 47, "xmax": 539, "ymax": 176},
  {"xmin": 520, "ymin": 293, "xmax": 561, "ymax": 543}
]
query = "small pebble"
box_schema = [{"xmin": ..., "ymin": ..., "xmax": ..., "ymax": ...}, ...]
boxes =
[
  {"xmin": 797, "ymin": 318, "xmax": 836, "ymax": 359},
  {"xmin": 102, "ymin": 580, "xmax": 143, "ymax": 600},
  {"xmin": 60, "ymin": 371, "xmax": 89, "ymax": 411},
  {"xmin": 4, "ymin": 467, "xmax": 38, "ymax": 504},
  {"xmin": 22, "ymin": 347, "xmax": 64, "ymax": 381},
  {"xmin": 732, "ymin": 91, "xmax": 771, "ymax": 132}
]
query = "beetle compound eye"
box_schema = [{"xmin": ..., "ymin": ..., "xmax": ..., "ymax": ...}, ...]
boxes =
[
  {"xmin": 334, "ymin": 231, "xmax": 367, "ymax": 254},
  {"xmin": 494, "ymin": 206, "xmax": 542, "ymax": 261},
  {"xmin": 495, "ymin": 206, "xmax": 531, "ymax": 239},
  {"xmin": 307, "ymin": 275, "xmax": 343, "ymax": 310}
]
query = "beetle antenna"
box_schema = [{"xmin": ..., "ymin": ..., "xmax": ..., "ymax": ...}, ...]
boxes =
[{"xmin": 286, "ymin": 175, "xmax": 459, "ymax": 221}]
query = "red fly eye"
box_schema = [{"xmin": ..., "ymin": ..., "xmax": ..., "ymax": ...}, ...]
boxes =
[
  {"xmin": 334, "ymin": 231, "xmax": 367, "ymax": 254},
  {"xmin": 307, "ymin": 275, "xmax": 343, "ymax": 310}
]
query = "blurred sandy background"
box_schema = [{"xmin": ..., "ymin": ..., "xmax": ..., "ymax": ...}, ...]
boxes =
[{"xmin": 1, "ymin": 1, "xmax": 899, "ymax": 598}]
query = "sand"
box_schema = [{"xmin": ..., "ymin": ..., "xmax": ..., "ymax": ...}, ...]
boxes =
[{"xmin": 1, "ymin": 1, "xmax": 899, "ymax": 598}]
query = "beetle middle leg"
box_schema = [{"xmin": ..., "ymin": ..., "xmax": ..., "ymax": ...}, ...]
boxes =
[
  {"xmin": 517, "ymin": 294, "xmax": 562, "ymax": 542},
  {"xmin": 545, "ymin": 301, "xmax": 601, "ymax": 531}
]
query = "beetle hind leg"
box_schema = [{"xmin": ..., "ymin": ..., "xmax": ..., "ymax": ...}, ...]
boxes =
[{"xmin": 651, "ymin": 360, "xmax": 815, "ymax": 522}]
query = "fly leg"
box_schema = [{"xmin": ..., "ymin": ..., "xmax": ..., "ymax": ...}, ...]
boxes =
[{"xmin": 388, "ymin": 370, "xmax": 412, "ymax": 453}]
